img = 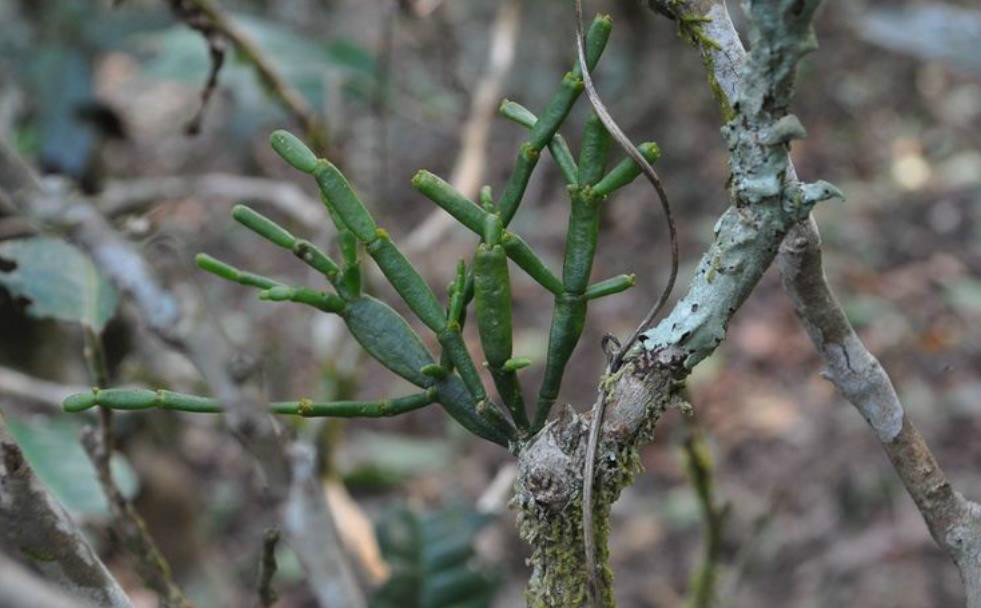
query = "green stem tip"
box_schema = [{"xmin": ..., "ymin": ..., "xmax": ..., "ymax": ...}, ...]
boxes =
[{"xmin": 270, "ymin": 130, "xmax": 319, "ymax": 174}]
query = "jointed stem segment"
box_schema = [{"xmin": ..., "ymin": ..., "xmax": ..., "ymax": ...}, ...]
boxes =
[
  {"xmin": 65, "ymin": 12, "xmax": 649, "ymax": 450},
  {"xmin": 64, "ymin": 387, "xmax": 438, "ymax": 418}
]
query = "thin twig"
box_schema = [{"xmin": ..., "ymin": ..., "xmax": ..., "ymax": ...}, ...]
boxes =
[
  {"xmin": 682, "ymin": 420, "xmax": 727, "ymax": 608},
  {"xmin": 574, "ymin": 0, "xmax": 678, "ymax": 369},
  {"xmin": 169, "ymin": 0, "xmax": 329, "ymax": 153},
  {"xmin": 255, "ymin": 528, "xmax": 280, "ymax": 608},
  {"xmin": 574, "ymin": 1, "xmax": 679, "ymax": 602},
  {"xmin": 81, "ymin": 329, "xmax": 194, "ymax": 608},
  {"xmin": 778, "ymin": 218, "xmax": 981, "ymax": 607}
]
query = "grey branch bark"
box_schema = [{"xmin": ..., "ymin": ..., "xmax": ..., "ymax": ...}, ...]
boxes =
[
  {"xmin": 282, "ymin": 445, "xmax": 365, "ymax": 608},
  {"xmin": 653, "ymin": 1, "xmax": 981, "ymax": 605},
  {"xmin": 514, "ymin": 1, "xmax": 833, "ymax": 605},
  {"xmin": 779, "ymin": 218, "xmax": 981, "ymax": 606},
  {"xmin": 0, "ymin": 553, "xmax": 99, "ymax": 608},
  {"xmin": 0, "ymin": 412, "xmax": 133, "ymax": 608},
  {"xmin": 0, "ymin": 138, "xmax": 365, "ymax": 608}
]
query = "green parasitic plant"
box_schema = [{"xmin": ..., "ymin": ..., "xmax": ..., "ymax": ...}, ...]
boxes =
[
  {"xmin": 63, "ymin": 13, "xmax": 658, "ymax": 603},
  {"xmin": 65, "ymin": 13, "xmax": 649, "ymax": 444}
]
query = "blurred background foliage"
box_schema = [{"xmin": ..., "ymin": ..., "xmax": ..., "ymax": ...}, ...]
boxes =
[{"xmin": 0, "ymin": 0, "xmax": 979, "ymax": 606}]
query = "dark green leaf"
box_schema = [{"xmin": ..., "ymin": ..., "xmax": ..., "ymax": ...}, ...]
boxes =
[
  {"xmin": 0, "ymin": 237, "xmax": 118, "ymax": 332},
  {"xmin": 371, "ymin": 504, "xmax": 498, "ymax": 608}
]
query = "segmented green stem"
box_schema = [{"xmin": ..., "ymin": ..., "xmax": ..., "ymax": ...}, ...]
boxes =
[
  {"xmin": 584, "ymin": 273, "xmax": 636, "ymax": 300},
  {"xmin": 271, "ymin": 130, "xmax": 517, "ymax": 439},
  {"xmin": 533, "ymin": 113, "xmax": 611, "ymax": 429},
  {"xmin": 499, "ymin": 99, "xmax": 578, "ymax": 186},
  {"xmin": 412, "ymin": 171, "xmax": 562, "ymax": 295},
  {"xmin": 474, "ymin": 218, "xmax": 529, "ymax": 430},
  {"xmin": 260, "ymin": 285, "xmax": 345, "ymax": 313},
  {"xmin": 592, "ymin": 142, "xmax": 662, "ymax": 198},
  {"xmin": 496, "ymin": 14, "xmax": 612, "ymax": 225},
  {"xmin": 578, "ymin": 112, "xmax": 612, "ymax": 187},
  {"xmin": 196, "ymin": 248, "xmax": 508, "ymax": 445},
  {"xmin": 64, "ymin": 387, "xmax": 438, "ymax": 418},
  {"xmin": 231, "ymin": 204, "xmax": 341, "ymax": 283},
  {"xmin": 196, "ymin": 253, "xmax": 280, "ymax": 290}
]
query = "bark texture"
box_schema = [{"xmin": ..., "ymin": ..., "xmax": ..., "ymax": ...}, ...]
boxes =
[
  {"xmin": 657, "ymin": 1, "xmax": 981, "ymax": 606},
  {"xmin": 779, "ymin": 219, "xmax": 981, "ymax": 608},
  {"xmin": 515, "ymin": 1, "xmax": 831, "ymax": 604},
  {"xmin": 0, "ymin": 413, "xmax": 133, "ymax": 608}
]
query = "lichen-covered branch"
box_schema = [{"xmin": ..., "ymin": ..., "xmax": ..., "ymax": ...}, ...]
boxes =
[
  {"xmin": 0, "ymin": 553, "xmax": 98, "ymax": 608},
  {"xmin": 655, "ymin": 1, "xmax": 981, "ymax": 605},
  {"xmin": 778, "ymin": 218, "xmax": 981, "ymax": 607},
  {"xmin": 0, "ymin": 412, "xmax": 133, "ymax": 608},
  {"xmin": 514, "ymin": 2, "xmax": 832, "ymax": 604}
]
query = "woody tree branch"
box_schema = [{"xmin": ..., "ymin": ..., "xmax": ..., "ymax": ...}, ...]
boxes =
[
  {"xmin": 514, "ymin": 1, "xmax": 836, "ymax": 605},
  {"xmin": 0, "ymin": 553, "xmax": 101, "ymax": 608},
  {"xmin": 779, "ymin": 219, "xmax": 981, "ymax": 607},
  {"xmin": 651, "ymin": 1, "xmax": 981, "ymax": 605},
  {"xmin": 0, "ymin": 412, "xmax": 133, "ymax": 608}
]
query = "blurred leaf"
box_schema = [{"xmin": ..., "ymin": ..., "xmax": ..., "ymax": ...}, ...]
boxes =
[
  {"xmin": 857, "ymin": 5, "xmax": 981, "ymax": 75},
  {"xmin": 131, "ymin": 14, "xmax": 378, "ymax": 123},
  {"xmin": 659, "ymin": 486, "xmax": 702, "ymax": 531},
  {"xmin": 5, "ymin": 416, "xmax": 138, "ymax": 518},
  {"xmin": 0, "ymin": 237, "xmax": 119, "ymax": 332},
  {"xmin": 944, "ymin": 279, "xmax": 981, "ymax": 317},
  {"xmin": 372, "ymin": 504, "xmax": 498, "ymax": 608},
  {"xmin": 339, "ymin": 432, "xmax": 456, "ymax": 488},
  {"xmin": 30, "ymin": 47, "xmax": 97, "ymax": 180},
  {"xmin": 840, "ymin": 293, "xmax": 897, "ymax": 328}
]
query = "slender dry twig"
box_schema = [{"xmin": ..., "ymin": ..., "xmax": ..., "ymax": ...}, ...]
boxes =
[
  {"xmin": 81, "ymin": 426, "xmax": 193, "ymax": 608},
  {"xmin": 254, "ymin": 528, "xmax": 280, "ymax": 608},
  {"xmin": 0, "ymin": 365, "xmax": 89, "ymax": 410},
  {"xmin": 168, "ymin": 0, "xmax": 329, "ymax": 153},
  {"xmin": 682, "ymin": 421, "xmax": 727, "ymax": 608},
  {"xmin": 404, "ymin": 0, "xmax": 521, "ymax": 254},
  {"xmin": 283, "ymin": 444, "xmax": 365, "ymax": 608},
  {"xmin": 574, "ymin": 1, "xmax": 679, "ymax": 601},
  {"xmin": 778, "ymin": 218, "xmax": 981, "ymax": 607},
  {"xmin": 81, "ymin": 328, "xmax": 193, "ymax": 608}
]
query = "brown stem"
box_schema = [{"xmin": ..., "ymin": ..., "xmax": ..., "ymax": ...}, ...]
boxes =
[
  {"xmin": 254, "ymin": 528, "xmax": 280, "ymax": 608},
  {"xmin": 778, "ymin": 219, "xmax": 981, "ymax": 607}
]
